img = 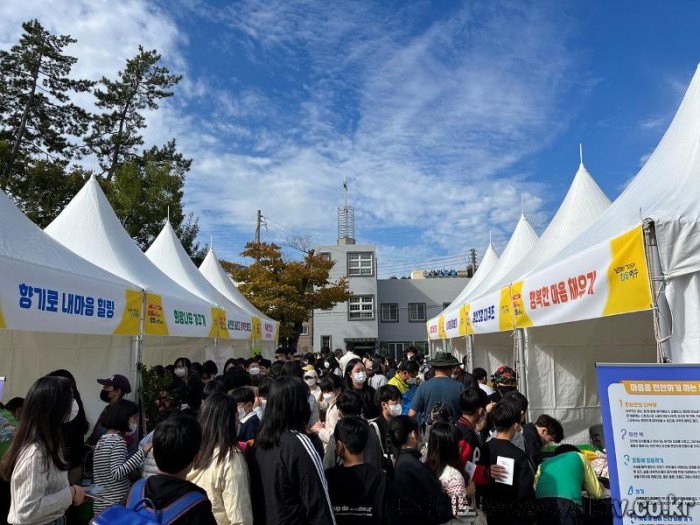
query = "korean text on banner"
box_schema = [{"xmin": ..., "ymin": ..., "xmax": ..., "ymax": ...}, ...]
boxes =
[
  {"xmin": 0, "ymin": 258, "xmax": 140, "ymax": 336},
  {"xmin": 596, "ymin": 364, "xmax": 700, "ymax": 525},
  {"xmin": 514, "ymin": 226, "xmax": 652, "ymax": 330}
]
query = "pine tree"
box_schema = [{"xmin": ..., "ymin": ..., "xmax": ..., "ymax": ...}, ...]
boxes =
[
  {"xmin": 86, "ymin": 46, "xmax": 182, "ymax": 179},
  {"xmin": 0, "ymin": 19, "xmax": 91, "ymax": 185}
]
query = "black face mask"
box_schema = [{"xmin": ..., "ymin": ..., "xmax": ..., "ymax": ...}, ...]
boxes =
[{"xmin": 100, "ymin": 390, "xmax": 111, "ymax": 403}]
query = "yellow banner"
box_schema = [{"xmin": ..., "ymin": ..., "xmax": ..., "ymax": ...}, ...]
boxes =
[
  {"xmin": 0, "ymin": 300, "xmax": 6, "ymax": 329},
  {"xmin": 250, "ymin": 316, "xmax": 262, "ymax": 340},
  {"xmin": 211, "ymin": 308, "xmax": 229, "ymax": 339},
  {"xmin": 498, "ymin": 287, "xmax": 514, "ymax": 332},
  {"xmin": 459, "ymin": 303, "xmax": 473, "ymax": 336},
  {"xmin": 622, "ymin": 381, "xmax": 700, "ymax": 395},
  {"xmin": 511, "ymin": 281, "xmax": 533, "ymax": 329},
  {"xmin": 603, "ymin": 227, "xmax": 653, "ymax": 316},
  {"xmin": 113, "ymin": 289, "xmax": 142, "ymax": 335},
  {"xmin": 437, "ymin": 314, "xmax": 447, "ymax": 339},
  {"xmin": 144, "ymin": 293, "xmax": 169, "ymax": 336}
]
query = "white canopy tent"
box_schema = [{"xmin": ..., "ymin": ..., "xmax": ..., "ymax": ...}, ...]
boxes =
[
  {"xmin": 146, "ymin": 222, "xmax": 255, "ymax": 366},
  {"xmin": 199, "ymin": 247, "xmax": 279, "ymax": 359},
  {"xmin": 0, "ymin": 188, "xmax": 140, "ymax": 423},
  {"xmin": 45, "ymin": 176, "xmax": 219, "ymax": 367}
]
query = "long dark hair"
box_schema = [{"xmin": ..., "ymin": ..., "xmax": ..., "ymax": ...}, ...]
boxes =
[
  {"xmin": 47, "ymin": 369, "xmax": 89, "ymax": 434},
  {"xmin": 194, "ymin": 393, "xmax": 240, "ymax": 470},
  {"xmin": 426, "ymin": 422, "xmax": 465, "ymax": 481},
  {"xmin": 256, "ymin": 377, "xmax": 311, "ymax": 450},
  {"xmin": 0, "ymin": 376, "xmax": 73, "ymax": 480}
]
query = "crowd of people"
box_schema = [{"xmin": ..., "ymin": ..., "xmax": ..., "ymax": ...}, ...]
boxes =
[{"xmin": 0, "ymin": 346, "xmax": 607, "ymax": 525}]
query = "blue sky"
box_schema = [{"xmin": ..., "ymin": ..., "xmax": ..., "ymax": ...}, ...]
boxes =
[{"xmin": 1, "ymin": 1, "xmax": 699, "ymax": 277}]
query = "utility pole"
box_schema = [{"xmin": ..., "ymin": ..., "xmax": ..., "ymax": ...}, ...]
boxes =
[{"xmin": 255, "ymin": 210, "xmax": 262, "ymax": 243}]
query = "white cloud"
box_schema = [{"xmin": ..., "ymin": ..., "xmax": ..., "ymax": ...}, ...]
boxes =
[{"xmin": 1, "ymin": 0, "xmax": 580, "ymax": 269}]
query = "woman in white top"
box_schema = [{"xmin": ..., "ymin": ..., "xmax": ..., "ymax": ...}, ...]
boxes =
[
  {"xmin": 426, "ymin": 423, "xmax": 474, "ymax": 523},
  {"xmin": 187, "ymin": 393, "xmax": 253, "ymax": 525},
  {"xmin": 310, "ymin": 374, "xmax": 343, "ymax": 446},
  {"xmin": 0, "ymin": 376, "xmax": 86, "ymax": 525}
]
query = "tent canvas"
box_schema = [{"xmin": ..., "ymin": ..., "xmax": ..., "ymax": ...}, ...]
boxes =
[
  {"xmin": 0, "ymin": 188, "xmax": 141, "ymax": 336},
  {"xmin": 199, "ymin": 248, "xmax": 279, "ymax": 343},
  {"xmin": 145, "ymin": 221, "xmax": 254, "ymax": 342},
  {"xmin": 45, "ymin": 176, "xmax": 218, "ymax": 339}
]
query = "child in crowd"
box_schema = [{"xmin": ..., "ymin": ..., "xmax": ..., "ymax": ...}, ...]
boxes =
[
  {"xmin": 480, "ymin": 401, "xmax": 536, "ymax": 525},
  {"xmin": 325, "ymin": 416, "xmax": 391, "ymax": 524},
  {"xmin": 231, "ymin": 387, "xmax": 261, "ymax": 443},
  {"xmin": 92, "ymin": 399, "xmax": 150, "ymax": 516},
  {"xmin": 136, "ymin": 414, "xmax": 217, "ymax": 524}
]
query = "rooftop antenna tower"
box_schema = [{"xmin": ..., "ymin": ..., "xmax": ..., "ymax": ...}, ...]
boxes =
[{"xmin": 337, "ymin": 176, "xmax": 356, "ymax": 245}]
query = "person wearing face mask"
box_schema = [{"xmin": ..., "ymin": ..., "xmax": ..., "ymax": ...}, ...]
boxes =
[
  {"xmin": 171, "ymin": 357, "xmax": 205, "ymax": 411},
  {"xmin": 302, "ymin": 366, "xmax": 322, "ymax": 403},
  {"xmin": 312, "ymin": 375, "xmax": 344, "ymax": 446},
  {"xmin": 88, "ymin": 373, "xmax": 132, "ymax": 447},
  {"xmin": 388, "ymin": 415, "xmax": 454, "ymax": 525},
  {"xmin": 481, "ymin": 401, "xmax": 536, "ymax": 525},
  {"xmin": 456, "ymin": 388, "xmax": 508, "ymax": 491},
  {"xmin": 1, "ymin": 376, "xmax": 87, "ymax": 525},
  {"xmin": 92, "ymin": 399, "xmax": 150, "ymax": 516},
  {"xmin": 487, "ymin": 366, "xmax": 518, "ymax": 404},
  {"xmin": 46, "ymin": 369, "xmax": 90, "ymax": 487},
  {"xmin": 369, "ymin": 384, "xmax": 402, "ymax": 476},
  {"xmin": 343, "ymin": 358, "xmax": 380, "ymax": 420},
  {"xmin": 253, "ymin": 378, "xmax": 273, "ymax": 422},
  {"xmin": 231, "ymin": 388, "xmax": 260, "ymax": 444}
]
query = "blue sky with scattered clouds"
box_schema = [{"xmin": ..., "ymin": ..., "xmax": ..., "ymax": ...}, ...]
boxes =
[{"xmin": 2, "ymin": 1, "xmax": 699, "ymax": 276}]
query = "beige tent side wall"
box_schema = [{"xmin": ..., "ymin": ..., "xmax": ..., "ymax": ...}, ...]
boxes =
[
  {"xmin": 524, "ymin": 310, "xmax": 657, "ymax": 443},
  {"xmin": 472, "ymin": 332, "xmax": 515, "ymax": 375},
  {"xmin": 141, "ymin": 337, "xmax": 252, "ymax": 367},
  {"xmin": 0, "ymin": 330, "xmax": 132, "ymax": 427}
]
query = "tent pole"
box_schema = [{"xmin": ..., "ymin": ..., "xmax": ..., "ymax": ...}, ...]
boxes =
[
  {"xmin": 466, "ymin": 334, "xmax": 474, "ymax": 372},
  {"xmin": 642, "ymin": 219, "xmax": 673, "ymax": 363},
  {"xmin": 135, "ymin": 290, "xmax": 146, "ymax": 434}
]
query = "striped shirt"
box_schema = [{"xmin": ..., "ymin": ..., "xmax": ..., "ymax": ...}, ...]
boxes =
[{"xmin": 92, "ymin": 433, "xmax": 145, "ymax": 514}]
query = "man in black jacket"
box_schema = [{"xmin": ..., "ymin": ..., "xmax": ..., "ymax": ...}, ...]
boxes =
[{"xmin": 521, "ymin": 414, "xmax": 564, "ymax": 467}]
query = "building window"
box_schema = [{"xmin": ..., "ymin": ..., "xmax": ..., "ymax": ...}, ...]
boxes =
[
  {"xmin": 318, "ymin": 252, "xmax": 331, "ymax": 261},
  {"xmin": 300, "ymin": 324, "xmax": 309, "ymax": 336},
  {"xmin": 349, "ymin": 295, "xmax": 374, "ymax": 320},
  {"xmin": 380, "ymin": 303, "xmax": 399, "ymax": 322},
  {"xmin": 347, "ymin": 252, "xmax": 374, "ymax": 276},
  {"xmin": 408, "ymin": 303, "xmax": 426, "ymax": 322},
  {"xmin": 321, "ymin": 335, "xmax": 332, "ymax": 349}
]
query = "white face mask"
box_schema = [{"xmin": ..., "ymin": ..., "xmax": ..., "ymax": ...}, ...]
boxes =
[
  {"xmin": 238, "ymin": 407, "xmax": 247, "ymax": 420},
  {"xmin": 406, "ymin": 377, "xmax": 417, "ymax": 385},
  {"xmin": 129, "ymin": 422, "xmax": 138, "ymax": 433},
  {"xmin": 305, "ymin": 378, "xmax": 316, "ymax": 387},
  {"xmin": 64, "ymin": 399, "xmax": 79, "ymax": 423},
  {"xmin": 260, "ymin": 399, "xmax": 267, "ymax": 409},
  {"xmin": 353, "ymin": 371, "xmax": 367, "ymax": 384},
  {"xmin": 388, "ymin": 403, "xmax": 402, "ymax": 417},
  {"xmin": 324, "ymin": 361, "xmax": 330, "ymax": 369},
  {"xmin": 323, "ymin": 393, "xmax": 334, "ymax": 401},
  {"xmin": 249, "ymin": 367, "xmax": 260, "ymax": 376},
  {"xmin": 174, "ymin": 367, "xmax": 186, "ymax": 378}
]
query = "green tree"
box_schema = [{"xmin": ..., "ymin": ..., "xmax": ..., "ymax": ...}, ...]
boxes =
[
  {"xmin": 0, "ymin": 19, "xmax": 91, "ymax": 183},
  {"xmin": 86, "ymin": 46, "xmax": 182, "ymax": 179},
  {"xmin": 103, "ymin": 140, "xmax": 204, "ymax": 259},
  {"xmin": 232, "ymin": 242, "xmax": 351, "ymax": 348}
]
